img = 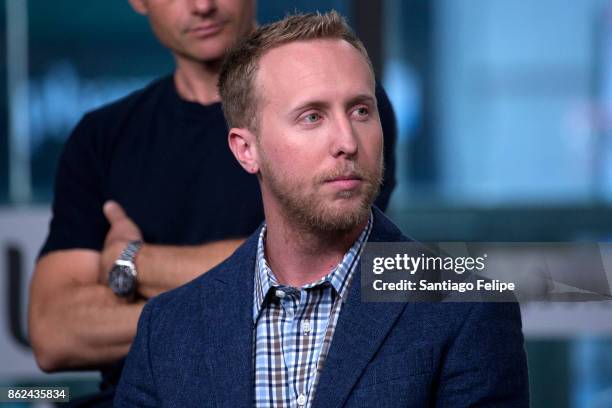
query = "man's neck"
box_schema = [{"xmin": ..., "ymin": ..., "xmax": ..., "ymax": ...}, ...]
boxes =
[
  {"xmin": 263, "ymin": 208, "xmax": 368, "ymax": 288},
  {"xmin": 173, "ymin": 56, "xmax": 223, "ymax": 105}
]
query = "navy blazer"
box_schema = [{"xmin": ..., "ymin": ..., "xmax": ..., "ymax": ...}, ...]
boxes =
[{"xmin": 115, "ymin": 208, "xmax": 529, "ymax": 407}]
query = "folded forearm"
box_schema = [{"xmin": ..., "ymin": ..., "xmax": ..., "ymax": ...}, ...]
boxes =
[
  {"xmin": 30, "ymin": 284, "xmax": 144, "ymax": 371},
  {"xmin": 135, "ymin": 238, "xmax": 244, "ymax": 298}
]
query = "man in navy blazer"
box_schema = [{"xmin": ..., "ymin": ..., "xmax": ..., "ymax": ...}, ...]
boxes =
[{"xmin": 116, "ymin": 11, "xmax": 529, "ymax": 408}]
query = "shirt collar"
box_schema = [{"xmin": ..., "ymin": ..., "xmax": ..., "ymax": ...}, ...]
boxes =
[{"xmin": 253, "ymin": 212, "xmax": 373, "ymax": 322}]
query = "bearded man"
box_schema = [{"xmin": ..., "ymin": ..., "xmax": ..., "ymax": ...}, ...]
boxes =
[{"xmin": 115, "ymin": 11, "xmax": 529, "ymax": 408}]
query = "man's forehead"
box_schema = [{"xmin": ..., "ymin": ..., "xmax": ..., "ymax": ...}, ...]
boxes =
[{"xmin": 255, "ymin": 38, "xmax": 375, "ymax": 102}]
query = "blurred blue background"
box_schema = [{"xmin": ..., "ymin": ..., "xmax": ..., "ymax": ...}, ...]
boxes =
[{"xmin": 1, "ymin": 0, "xmax": 612, "ymax": 407}]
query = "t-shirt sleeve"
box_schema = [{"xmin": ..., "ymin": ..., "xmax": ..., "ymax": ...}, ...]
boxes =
[
  {"xmin": 39, "ymin": 113, "xmax": 109, "ymax": 258},
  {"xmin": 375, "ymin": 82, "xmax": 398, "ymax": 212}
]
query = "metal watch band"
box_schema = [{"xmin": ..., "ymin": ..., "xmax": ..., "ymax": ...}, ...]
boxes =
[{"xmin": 119, "ymin": 240, "xmax": 143, "ymax": 263}]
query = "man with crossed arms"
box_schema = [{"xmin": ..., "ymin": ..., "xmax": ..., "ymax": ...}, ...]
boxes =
[{"xmin": 116, "ymin": 11, "xmax": 529, "ymax": 407}]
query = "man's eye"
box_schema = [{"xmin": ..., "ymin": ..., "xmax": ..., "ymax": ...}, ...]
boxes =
[
  {"xmin": 302, "ymin": 113, "xmax": 321, "ymax": 123},
  {"xmin": 354, "ymin": 107, "xmax": 369, "ymax": 117}
]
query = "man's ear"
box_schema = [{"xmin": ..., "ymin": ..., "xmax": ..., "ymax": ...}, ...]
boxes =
[
  {"xmin": 128, "ymin": 0, "xmax": 148, "ymax": 15},
  {"xmin": 228, "ymin": 127, "xmax": 260, "ymax": 174}
]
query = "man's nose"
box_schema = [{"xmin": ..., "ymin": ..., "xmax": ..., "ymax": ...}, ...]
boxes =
[
  {"xmin": 330, "ymin": 115, "xmax": 358, "ymax": 158},
  {"xmin": 192, "ymin": 0, "xmax": 216, "ymax": 15}
]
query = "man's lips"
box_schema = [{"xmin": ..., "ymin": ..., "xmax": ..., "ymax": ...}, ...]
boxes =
[
  {"xmin": 189, "ymin": 21, "xmax": 226, "ymax": 38},
  {"xmin": 324, "ymin": 175, "xmax": 363, "ymax": 190}
]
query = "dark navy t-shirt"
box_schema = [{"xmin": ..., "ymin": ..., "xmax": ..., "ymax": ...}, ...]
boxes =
[
  {"xmin": 41, "ymin": 76, "xmax": 264, "ymax": 256},
  {"xmin": 38, "ymin": 75, "xmax": 397, "ymax": 400}
]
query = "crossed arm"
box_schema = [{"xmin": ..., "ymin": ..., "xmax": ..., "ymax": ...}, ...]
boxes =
[{"xmin": 28, "ymin": 201, "xmax": 243, "ymax": 371}]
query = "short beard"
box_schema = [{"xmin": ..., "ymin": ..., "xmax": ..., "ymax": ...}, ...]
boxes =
[{"xmin": 260, "ymin": 158, "xmax": 383, "ymax": 235}]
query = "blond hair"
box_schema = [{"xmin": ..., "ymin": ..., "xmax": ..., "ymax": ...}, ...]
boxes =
[{"xmin": 218, "ymin": 11, "xmax": 373, "ymax": 130}]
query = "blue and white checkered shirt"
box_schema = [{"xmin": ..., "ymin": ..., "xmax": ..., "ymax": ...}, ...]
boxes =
[{"xmin": 253, "ymin": 214, "xmax": 372, "ymax": 408}]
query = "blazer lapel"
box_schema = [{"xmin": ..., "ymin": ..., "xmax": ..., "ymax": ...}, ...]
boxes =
[
  {"xmin": 198, "ymin": 231, "xmax": 260, "ymax": 408},
  {"xmin": 311, "ymin": 267, "xmax": 407, "ymax": 408},
  {"xmin": 312, "ymin": 208, "xmax": 410, "ymax": 408}
]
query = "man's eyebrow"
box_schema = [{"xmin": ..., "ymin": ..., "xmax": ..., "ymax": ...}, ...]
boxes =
[
  {"xmin": 287, "ymin": 94, "xmax": 377, "ymax": 117},
  {"xmin": 287, "ymin": 100, "xmax": 330, "ymax": 117},
  {"xmin": 346, "ymin": 94, "xmax": 377, "ymax": 107}
]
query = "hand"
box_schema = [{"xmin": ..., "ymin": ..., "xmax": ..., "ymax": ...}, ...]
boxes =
[{"xmin": 99, "ymin": 200, "xmax": 143, "ymax": 285}]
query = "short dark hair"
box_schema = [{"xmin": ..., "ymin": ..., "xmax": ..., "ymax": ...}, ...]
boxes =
[{"xmin": 218, "ymin": 10, "xmax": 373, "ymax": 131}]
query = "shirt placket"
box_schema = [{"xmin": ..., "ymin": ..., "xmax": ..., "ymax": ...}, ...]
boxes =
[
  {"xmin": 277, "ymin": 288, "xmax": 297, "ymax": 407},
  {"xmin": 280, "ymin": 287, "xmax": 317, "ymax": 408}
]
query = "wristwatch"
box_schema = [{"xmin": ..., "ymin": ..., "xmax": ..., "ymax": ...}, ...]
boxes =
[{"xmin": 109, "ymin": 240, "xmax": 143, "ymax": 297}]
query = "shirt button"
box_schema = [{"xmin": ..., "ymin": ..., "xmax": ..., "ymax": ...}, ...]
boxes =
[
  {"xmin": 302, "ymin": 319, "xmax": 312, "ymax": 334},
  {"xmin": 275, "ymin": 289, "xmax": 286, "ymax": 298},
  {"xmin": 297, "ymin": 393, "xmax": 307, "ymax": 406}
]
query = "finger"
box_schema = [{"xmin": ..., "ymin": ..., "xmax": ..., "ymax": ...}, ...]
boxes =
[
  {"xmin": 103, "ymin": 200, "xmax": 128, "ymax": 224},
  {"xmin": 103, "ymin": 201, "xmax": 143, "ymax": 242}
]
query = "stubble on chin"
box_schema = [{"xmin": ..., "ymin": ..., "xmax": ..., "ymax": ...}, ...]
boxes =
[{"xmin": 262, "ymin": 160, "xmax": 383, "ymax": 235}]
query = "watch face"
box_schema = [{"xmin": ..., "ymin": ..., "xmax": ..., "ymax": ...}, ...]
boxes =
[{"xmin": 109, "ymin": 265, "xmax": 135, "ymax": 297}]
